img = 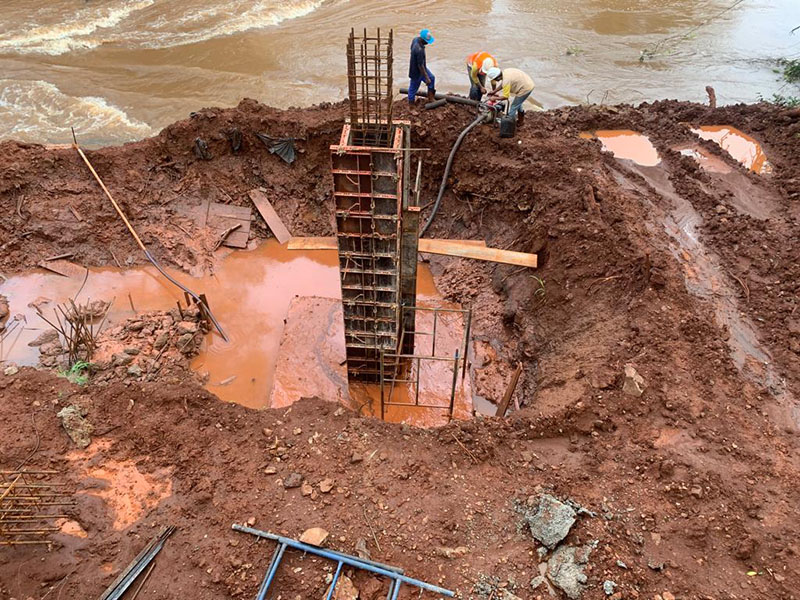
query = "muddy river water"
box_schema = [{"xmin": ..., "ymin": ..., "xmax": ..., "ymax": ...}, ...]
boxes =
[{"xmin": 1, "ymin": 0, "xmax": 799, "ymax": 146}]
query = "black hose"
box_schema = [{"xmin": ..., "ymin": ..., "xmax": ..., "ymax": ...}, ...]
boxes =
[
  {"xmin": 425, "ymin": 99, "xmax": 447, "ymax": 110},
  {"xmin": 420, "ymin": 112, "xmax": 488, "ymax": 237},
  {"xmin": 400, "ymin": 88, "xmax": 485, "ymax": 109}
]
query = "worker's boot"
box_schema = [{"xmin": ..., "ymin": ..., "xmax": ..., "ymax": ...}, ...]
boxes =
[
  {"xmin": 516, "ymin": 111, "xmax": 525, "ymax": 128},
  {"xmin": 427, "ymin": 89, "xmax": 436, "ymax": 102}
]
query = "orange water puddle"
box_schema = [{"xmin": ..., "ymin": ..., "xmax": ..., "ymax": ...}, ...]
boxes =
[
  {"xmin": 1, "ymin": 241, "xmax": 469, "ymax": 423},
  {"xmin": 673, "ymin": 144, "xmax": 733, "ymax": 174},
  {"xmin": 691, "ymin": 125, "xmax": 772, "ymax": 174},
  {"xmin": 580, "ymin": 130, "xmax": 661, "ymax": 166}
]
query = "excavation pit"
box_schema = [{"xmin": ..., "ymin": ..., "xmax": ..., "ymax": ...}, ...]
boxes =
[{"xmin": 1, "ymin": 241, "xmax": 474, "ymax": 425}]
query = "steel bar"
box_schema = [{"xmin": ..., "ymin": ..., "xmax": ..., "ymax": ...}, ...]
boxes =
[
  {"xmin": 449, "ymin": 350, "xmax": 460, "ymax": 420},
  {"xmin": 462, "ymin": 308, "xmax": 472, "ymax": 381},
  {"xmin": 99, "ymin": 525, "xmax": 174, "ymax": 600},
  {"xmin": 232, "ymin": 525, "xmax": 453, "ymax": 597}
]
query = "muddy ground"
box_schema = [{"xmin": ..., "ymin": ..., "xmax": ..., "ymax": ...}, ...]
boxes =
[{"xmin": 1, "ymin": 97, "xmax": 800, "ymax": 599}]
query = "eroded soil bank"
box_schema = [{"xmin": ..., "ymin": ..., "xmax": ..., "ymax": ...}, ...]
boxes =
[{"xmin": 1, "ymin": 97, "xmax": 800, "ymax": 599}]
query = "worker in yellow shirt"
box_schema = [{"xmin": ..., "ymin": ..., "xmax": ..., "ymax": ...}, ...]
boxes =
[
  {"xmin": 465, "ymin": 51, "xmax": 498, "ymax": 101},
  {"xmin": 486, "ymin": 66, "xmax": 534, "ymax": 125}
]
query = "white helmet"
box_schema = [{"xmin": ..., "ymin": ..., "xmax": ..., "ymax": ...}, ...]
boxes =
[
  {"xmin": 481, "ymin": 57, "xmax": 496, "ymax": 73},
  {"xmin": 486, "ymin": 66, "xmax": 502, "ymax": 81}
]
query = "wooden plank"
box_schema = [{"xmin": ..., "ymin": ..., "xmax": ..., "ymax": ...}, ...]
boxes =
[
  {"xmin": 420, "ymin": 239, "xmax": 537, "ymax": 268},
  {"xmin": 249, "ymin": 189, "xmax": 291, "ymax": 244},
  {"xmin": 207, "ymin": 203, "xmax": 252, "ymax": 221},
  {"xmin": 287, "ymin": 237, "xmax": 488, "ymax": 251},
  {"xmin": 38, "ymin": 260, "xmax": 88, "ymax": 279}
]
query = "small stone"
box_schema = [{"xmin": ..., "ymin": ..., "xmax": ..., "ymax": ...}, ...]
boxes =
[
  {"xmin": 622, "ymin": 363, "xmax": 646, "ymax": 397},
  {"xmin": 177, "ymin": 321, "xmax": 199, "ymax": 335},
  {"xmin": 4, "ymin": 365, "xmax": 19, "ymax": 376},
  {"xmin": 263, "ymin": 466, "xmax": 277, "ymax": 475},
  {"xmin": 350, "ymin": 452, "xmax": 364, "ymax": 464},
  {"xmin": 319, "ymin": 478, "xmax": 334, "ymax": 493},
  {"xmin": 354, "ymin": 538, "xmax": 370, "ymax": 560},
  {"xmin": 437, "ymin": 546, "xmax": 469, "ymax": 559},
  {"xmin": 56, "ymin": 405, "xmax": 93, "ymax": 449},
  {"xmin": 715, "ymin": 204, "xmax": 728, "ymax": 214},
  {"xmin": 327, "ymin": 574, "xmax": 357, "ymax": 600},
  {"xmin": 123, "ymin": 347, "xmax": 140, "ymax": 355},
  {"xmin": 127, "ymin": 364, "xmax": 142, "ymax": 378},
  {"xmin": 662, "ymin": 593, "xmax": 675, "ymax": 600},
  {"xmin": 299, "ymin": 527, "xmax": 329, "ymax": 547},
  {"xmin": 521, "ymin": 450, "xmax": 535, "ymax": 462},
  {"xmin": 283, "ymin": 472, "xmax": 303, "ymax": 489},
  {"xmin": 690, "ymin": 485, "xmax": 703, "ymax": 498},
  {"xmin": 27, "ymin": 330, "xmax": 59, "ymax": 347},
  {"xmin": 246, "ymin": 517, "xmax": 256, "ymax": 526},
  {"xmin": 604, "ymin": 580, "xmax": 617, "ymax": 596},
  {"xmin": 616, "ymin": 560, "xmax": 628, "ymax": 569},
  {"xmin": 112, "ymin": 353, "xmax": 134, "ymax": 367},
  {"xmin": 524, "ymin": 494, "xmax": 577, "ymax": 548},
  {"xmin": 293, "ymin": 427, "xmax": 302, "ymax": 435},
  {"xmin": 301, "ymin": 483, "xmax": 313, "ymax": 496},
  {"xmin": 153, "ymin": 332, "xmax": 169, "ymax": 350},
  {"xmin": 547, "ymin": 543, "xmax": 594, "ymax": 600},
  {"xmin": 530, "ymin": 575, "xmax": 546, "ymax": 590},
  {"xmin": 127, "ymin": 321, "xmax": 145, "ymax": 332}
]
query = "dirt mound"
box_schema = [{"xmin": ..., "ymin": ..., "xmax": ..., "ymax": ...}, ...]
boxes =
[{"xmin": 1, "ymin": 97, "xmax": 800, "ymax": 599}]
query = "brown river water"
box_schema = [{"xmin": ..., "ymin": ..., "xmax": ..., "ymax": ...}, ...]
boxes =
[{"xmin": 1, "ymin": 0, "xmax": 799, "ymax": 146}]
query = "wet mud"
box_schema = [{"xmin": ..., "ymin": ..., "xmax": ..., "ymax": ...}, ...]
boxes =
[{"xmin": 2, "ymin": 97, "xmax": 800, "ymax": 600}]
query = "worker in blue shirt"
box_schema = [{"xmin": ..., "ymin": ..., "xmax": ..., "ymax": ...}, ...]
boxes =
[{"xmin": 408, "ymin": 29, "xmax": 436, "ymax": 105}]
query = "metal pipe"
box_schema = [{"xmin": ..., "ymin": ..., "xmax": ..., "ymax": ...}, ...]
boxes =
[
  {"xmin": 233, "ymin": 525, "xmax": 403, "ymax": 575},
  {"xmin": 232, "ymin": 525, "xmax": 453, "ymax": 597},
  {"xmin": 325, "ymin": 562, "xmax": 343, "ymax": 600},
  {"xmin": 256, "ymin": 542, "xmax": 286, "ymax": 600}
]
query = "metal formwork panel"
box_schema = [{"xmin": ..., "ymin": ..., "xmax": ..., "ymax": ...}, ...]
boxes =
[{"xmin": 331, "ymin": 124, "xmax": 404, "ymax": 381}]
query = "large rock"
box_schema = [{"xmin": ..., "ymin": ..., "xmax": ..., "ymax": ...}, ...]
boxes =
[
  {"xmin": 547, "ymin": 543, "xmax": 594, "ymax": 600},
  {"xmin": 622, "ymin": 364, "xmax": 646, "ymax": 397},
  {"xmin": 56, "ymin": 405, "xmax": 93, "ymax": 449},
  {"xmin": 525, "ymin": 495, "xmax": 577, "ymax": 548}
]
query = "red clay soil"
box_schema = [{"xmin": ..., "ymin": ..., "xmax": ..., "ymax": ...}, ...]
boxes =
[{"xmin": 1, "ymin": 97, "xmax": 800, "ymax": 599}]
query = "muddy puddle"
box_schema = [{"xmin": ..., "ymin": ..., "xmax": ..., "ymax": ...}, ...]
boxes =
[
  {"xmin": 1, "ymin": 241, "xmax": 480, "ymax": 425},
  {"xmin": 580, "ymin": 130, "xmax": 661, "ymax": 167},
  {"xmin": 691, "ymin": 125, "xmax": 772, "ymax": 174}
]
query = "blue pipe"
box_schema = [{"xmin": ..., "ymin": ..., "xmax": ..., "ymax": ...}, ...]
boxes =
[
  {"xmin": 325, "ymin": 561, "xmax": 343, "ymax": 600},
  {"xmin": 256, "ymin": 542, "xmax": 287, "ymax": 600},
  {"xmin": 233, "ymin": 524, "xmax": 455, "ymax": 597}
]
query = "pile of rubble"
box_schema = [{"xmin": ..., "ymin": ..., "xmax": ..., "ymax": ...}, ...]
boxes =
[{"xmin": 31, "ymin": 304, "xmax": 208, "ymax": 385}]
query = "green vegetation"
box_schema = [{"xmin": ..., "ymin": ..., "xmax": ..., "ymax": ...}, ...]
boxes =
[
  {"xmin": 531, "ymin": 276, "xmax": 546, "ymax": 306},
  {"xmin": 566, "ymin": 46, "xmax": 585, "ymax": 56},
  {"xmin": 58, "ymin": 360, "xmax": 92, "ymax": 386},
  {"xmin": 779, "ymin": 58, "xmax": 800, "ymax": 84}
]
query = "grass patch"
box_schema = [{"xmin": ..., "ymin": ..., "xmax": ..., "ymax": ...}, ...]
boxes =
[{"xmin": 58, "ymin": 360, "xmax": 93, "ymax": 386}]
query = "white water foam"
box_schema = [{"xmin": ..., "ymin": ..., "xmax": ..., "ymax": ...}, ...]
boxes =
[
  {"xmin": 0, "ymin": 0, "xmax": 325, "ymax": 56},
  {"xmin": 0, "ymin": 1, "xmax": 156, "ymax": 56},
  {"xmin": 0, "ymin": 80, "xmax": 153, "ymax": 144}
]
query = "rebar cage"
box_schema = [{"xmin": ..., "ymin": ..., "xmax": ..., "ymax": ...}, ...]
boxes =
[
  {"xmin": 346, "ymin": 28, "xmax": 394, "ymax": 148},
  {"xmin": 379, "ymin": 306, "xmax": 472, "ymax": 420}
]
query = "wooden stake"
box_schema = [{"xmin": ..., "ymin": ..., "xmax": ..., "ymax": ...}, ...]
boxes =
[{"xmin": 495, "ymin": 362, "xmax": 523, "ymax": 417}]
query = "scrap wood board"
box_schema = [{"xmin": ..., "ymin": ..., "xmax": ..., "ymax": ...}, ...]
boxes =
[
  {"xmin": 287, "ymin": 237, "xmax": 487, "ymax": 251},
  {"xmin": 249, "ymin": 189, "xmax": 291, "ymax": 244},
  {"xmin": 38, "ymin": 259, "xmax": 88, "ymax": 278}
]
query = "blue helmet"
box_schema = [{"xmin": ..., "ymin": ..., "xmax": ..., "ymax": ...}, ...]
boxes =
[{"xmin": 420, "ymin": 28, "xmax": 434, "ymax": 44}]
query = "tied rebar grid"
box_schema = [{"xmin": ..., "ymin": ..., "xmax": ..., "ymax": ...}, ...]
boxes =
[
  {"xmin": 346, "ymin": 28, "xmax": 393, "ymax": 147},
  {"xmin": 0, "ymin": 469, "xmax": 75, "ymax": 545}
]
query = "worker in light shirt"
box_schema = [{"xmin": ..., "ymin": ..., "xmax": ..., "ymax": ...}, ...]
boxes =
[
  {"xmin": 465, "ymin": 51, "xmax": 498, "ymax": 101},
  {"xmin": 486, "ymin": 66, "xmax": 535, "ymax": 125}
]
